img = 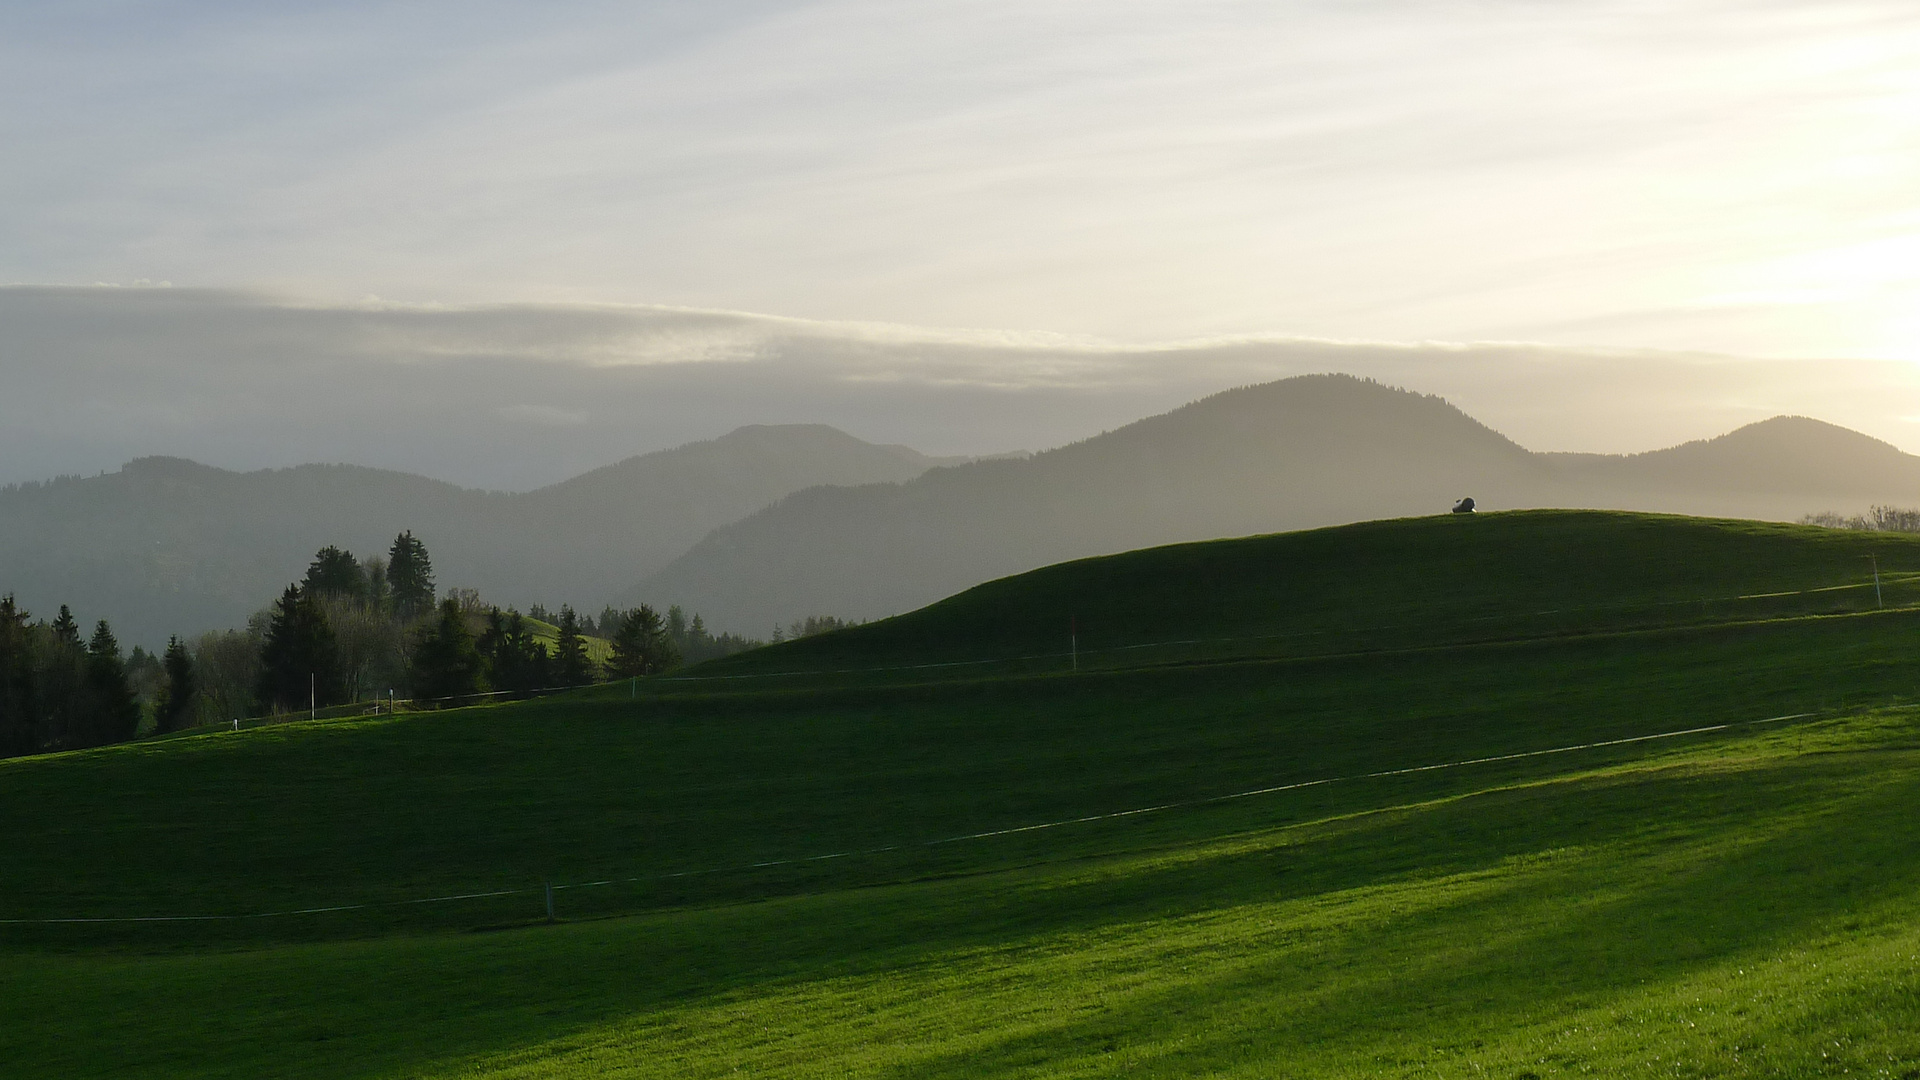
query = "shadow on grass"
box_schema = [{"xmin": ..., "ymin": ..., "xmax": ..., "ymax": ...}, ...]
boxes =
[
  {"xmin": 19, "ymin": 744, "xmax": 1915, "ymax": 1080},
  {"xmin": 864, "ymin": 754, "xmax": 1920, "ymax": 1078}
]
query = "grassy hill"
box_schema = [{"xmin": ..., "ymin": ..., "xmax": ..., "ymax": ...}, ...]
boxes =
[
  {"xmin": 4, "ymin": 511, "xmax": 1920, "ymax": 1077},
  {"xmin": 691, "ymin": 509, "xmax": 1920, "ymax": 678},
  {"xmin": 633, "ymin": 375, "xmax": 1920, "ymax": 634}
]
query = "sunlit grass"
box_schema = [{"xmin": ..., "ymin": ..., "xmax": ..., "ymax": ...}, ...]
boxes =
[
  {"xmin": 7, "ymin": 711, "xmax": 1918, "ymax": 1078},
  {"xmin": 7, "ymin": 512, "xmax": 1920, "ymax": 1077}
]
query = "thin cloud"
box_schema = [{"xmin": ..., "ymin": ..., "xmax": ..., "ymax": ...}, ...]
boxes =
[
  {"xmin": 2, "ymin": 2, "xmax": 1916, "ymax": 358},
  {"xmin": 6, "ymin": 287, "xmax": 1920, "ymax": 494}
]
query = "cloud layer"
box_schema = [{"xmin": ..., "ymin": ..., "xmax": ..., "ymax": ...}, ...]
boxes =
[{"xmin": 7, "ymin": 286, "xmax": 1920, "ymax": 491}]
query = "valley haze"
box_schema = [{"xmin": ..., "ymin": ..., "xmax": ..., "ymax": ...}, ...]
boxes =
[{"xmin": 7, "ymin": 373, "xmax": 1920, "ymax": 647}]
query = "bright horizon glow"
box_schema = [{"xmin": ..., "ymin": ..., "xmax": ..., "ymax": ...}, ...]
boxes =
[{"xmin": 1, "ymin": 1, "xmax": 1917, "ymax": 366}]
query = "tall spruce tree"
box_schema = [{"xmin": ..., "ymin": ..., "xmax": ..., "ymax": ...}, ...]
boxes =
[
  {"xmin": 255, "ymin": 585, "xmax": 345, "ymax": 713},
  {"xmin": 478, "ymin": 608, "xmax": 550, "ymax": 694},
  {"xmin": 410, "ymin": 599, "xmax": 486, "ymax": 701},
  {"xmin": 608, "ymin": 605, "xmax": 678, "ymax": 678},
  {"xmin": 39, "ymin": 606, "xmax": 87, "ymax": 749},
  {"xmin": 552, "ymin": 605, "xmax": 594, "ymax": 686},
  {"xmin": 51, "ymin": 605, "xmax": 80, "ymax": 648},
  {"xmin": 0, "ymin": 595, "xmax": 37, "ymax": 757},
  {"xmin": 158, "ymin": 636, "xmax": 197, "ymax": 734},
  {"xmin": 81, "ymin": 621, "xmax": 141, "ymax": 747},
  {"xmin": 386, "ymin": 532, "xmax": 435, "ymax": 619}
]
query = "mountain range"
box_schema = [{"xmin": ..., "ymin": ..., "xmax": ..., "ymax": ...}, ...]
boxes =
[
  {"xmin": 624, "ymin": 375, "xmax": 1920, "ymax": 632},
  {"xmin": 0, "ymin": 425, "xmax": 950, "ymax": 647},
  {"xmin": 7, "ymin": 373, "xmax": 1920, "ymax": 646}
]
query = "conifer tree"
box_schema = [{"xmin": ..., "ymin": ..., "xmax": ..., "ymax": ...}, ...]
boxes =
[
  {"xmin": 410, "ymin": 599, "xmax": 486, "ymax": 701},
  {"xmin": 0, "ymin": 595, "xmax": 37, "ymax": 757},
  {"xmin": 81, "ymin": 620, "xmax": 141, "ymax": 747},
  {"xmin": 255, "ymin": 585, "xmax": 345, "ymax": 712},
  {"xmin": 552, "ymin": 605, "xmax": 594, "ymax": 686},
  {"xmin": 608, "ymin": 605, "xmax": 678, "ymax": 678},
  {"xmin": 158, "ymin": 636, "xmax": 197, "ymax": 734},
  {"xmin": 386, "ymin": 531, "xmax": 436, "ymax": 619},
  {"xmin": 38, "ymin": 605, "xmax": 87, "ymax": 748},
  {"xmin": 478, "ymin": 608, "xmax": 550, "ymax": 694},
  {"xmin": 302, "ymin": 545, "xmax": 366, "ymax": 601},
  {"xmin": 51, "ymin": 605, "xmax": 80, "ymax": 648}
]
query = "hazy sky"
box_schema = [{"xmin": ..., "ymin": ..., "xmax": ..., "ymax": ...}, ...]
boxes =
[
  {"xmin": 6, "ymin": 1, "xmax": 1918, "ymax": 350},
  {"xmin": 9, "ymin": 287, "xmax": 1920, "ymax": 491},
  {"xmin": 4, "ymin": 2, "xmax": 1919, "ymax": 484}
]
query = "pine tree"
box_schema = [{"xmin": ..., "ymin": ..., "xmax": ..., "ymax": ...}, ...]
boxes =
[
  {"xmin": 386, "ymin": 532, "xmax": 436, "ymax": 619},
  {"xmin": 81, "ymin": 620, "xmax": 140, "ymax": 747},
  {"xmin": 608, "ymin": 605, "xmax": 679, "ymax": 678},
  {"xmin": 158, "ymin": 636, "xmax": 198, "ymax": 734},
  {"xmin": 553, "ymin": 605, "xmax": 594, "ymax": 686},
  {"xmin": 479, "ymin": 608, "xmax": 550, "ymax": 694},
  {"xmin": 38, "ymin": 606, "xmax": 87, "ymax": 748},
  {"xmin": 255, "ymin": 585, "xmax": 345, "ymax": 713},
  {"xmin": 51, "ymin": 605, "xmax": 80, "ymax": 648},
  {"xmin": 0, "ymin": 595, "xmax": 37, "ymax": 757},
  {"xmin": 302, "ymin": 545, "xmax": 367, "ymax": 601},
  {"xmin": 411, "ymin": 599, "xmax": 486, "ymax": 701}
]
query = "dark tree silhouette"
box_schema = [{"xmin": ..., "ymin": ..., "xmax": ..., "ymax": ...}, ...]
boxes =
[
  {"xmin": 80, "ymin": 621, "xmax": 141, "ymax": 747},
  {"xmin": 478, "ymin": 608, "xmax": 551, "ymax": 694},
  {"xmin": 158, "ymin": 636, "xmax": 198, "ymax": 734},
  {"xmin": 552, "ymin": 605, "xmax": 595, "ymax": 686},
  {"xmin": 410, "ymin": 599, "xmax": 486, "ymax": 701},
  {"xmin": 302, "ymin": 545, "xmax": 367, "ymax": 601},
  {"xmin": 256, "ymin": 585, "xmax": 345, "ymax": 713},
  {"xmin": 37, "ymin": 606, "xmax": 88, "ymax": 749},
  {"xmin": 608, "ymin": 605, "xmax": 678, "ymax": 678},
  {"xmin": 386, "ymin": 531, "xmax": 436, "ymax": 619},
  {"xmin": 0, "ymin": 595, "xmax": 36, "ymax": 757},
  {"xmin": 51, "ymin": 605, "xmax": 80, "ymax": 648}
]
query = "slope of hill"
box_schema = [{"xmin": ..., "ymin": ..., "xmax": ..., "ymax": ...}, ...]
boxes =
[
  {"xmin": 630, "ymin": 376, "xmax": 1920, "ymax": 633},
  {"xmin": 629, "ymin": 375, "xmax": 1554, "ymax": 632},
  {"xmin": 1547, "ymin": 414, "xmax": 1920, "ymax": 517},
  {"xmin": 5, "ymin": 511, "xmax": 1920, "ymax": 1077},
  {"xmin": 688, "ymin": 509, "xmax": 1920, "ymax": 680},
  {"xmin": 0, "ymin": 425, "xmax": 949, "ymax": 646}
]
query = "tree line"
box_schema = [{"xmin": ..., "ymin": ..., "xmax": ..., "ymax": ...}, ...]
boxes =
[
  {"xmin": 1802, "ymin": 505, "xmax": 1920, "ymax": 532},
  {"xmin": 0, "ymin": 598, "xmax": 195, "ymax": 757},
  {"xmin": 0, "ymin": 530, "xmax": 782, "ymax": 759}
]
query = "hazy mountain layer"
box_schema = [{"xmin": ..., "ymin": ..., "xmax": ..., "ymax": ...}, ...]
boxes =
[
  {"xmin": 0, "ymin": 425, "xmax": 949, "ymax": 647},
  {"xmin": 624, "ymin": 375, "xmax": 1920, "ymax": 633}
]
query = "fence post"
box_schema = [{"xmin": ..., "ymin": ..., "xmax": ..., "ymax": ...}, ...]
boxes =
[{"xmin": 545, "ymin": 882, "xmax": 555, "ymax": 921}]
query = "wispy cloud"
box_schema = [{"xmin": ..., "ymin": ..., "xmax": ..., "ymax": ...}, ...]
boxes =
[{"xmin": 2, "ymin": 2, "xmax": 1916, "ymax": 358}]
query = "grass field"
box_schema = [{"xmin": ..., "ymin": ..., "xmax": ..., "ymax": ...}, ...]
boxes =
[{"xmin": 4, "ymin": 511, "xmax": 1919, "ymax": 1077}]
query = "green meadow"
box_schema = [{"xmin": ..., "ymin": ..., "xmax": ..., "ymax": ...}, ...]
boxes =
[{"xmin": 4, "ymin": 511, "xmax": 1920, "ymax": 1077}]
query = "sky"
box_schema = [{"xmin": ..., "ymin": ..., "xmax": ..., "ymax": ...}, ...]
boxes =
[{"xmin": 3, "ymin": 1, "xmax": 1920, "ymax": 484}]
